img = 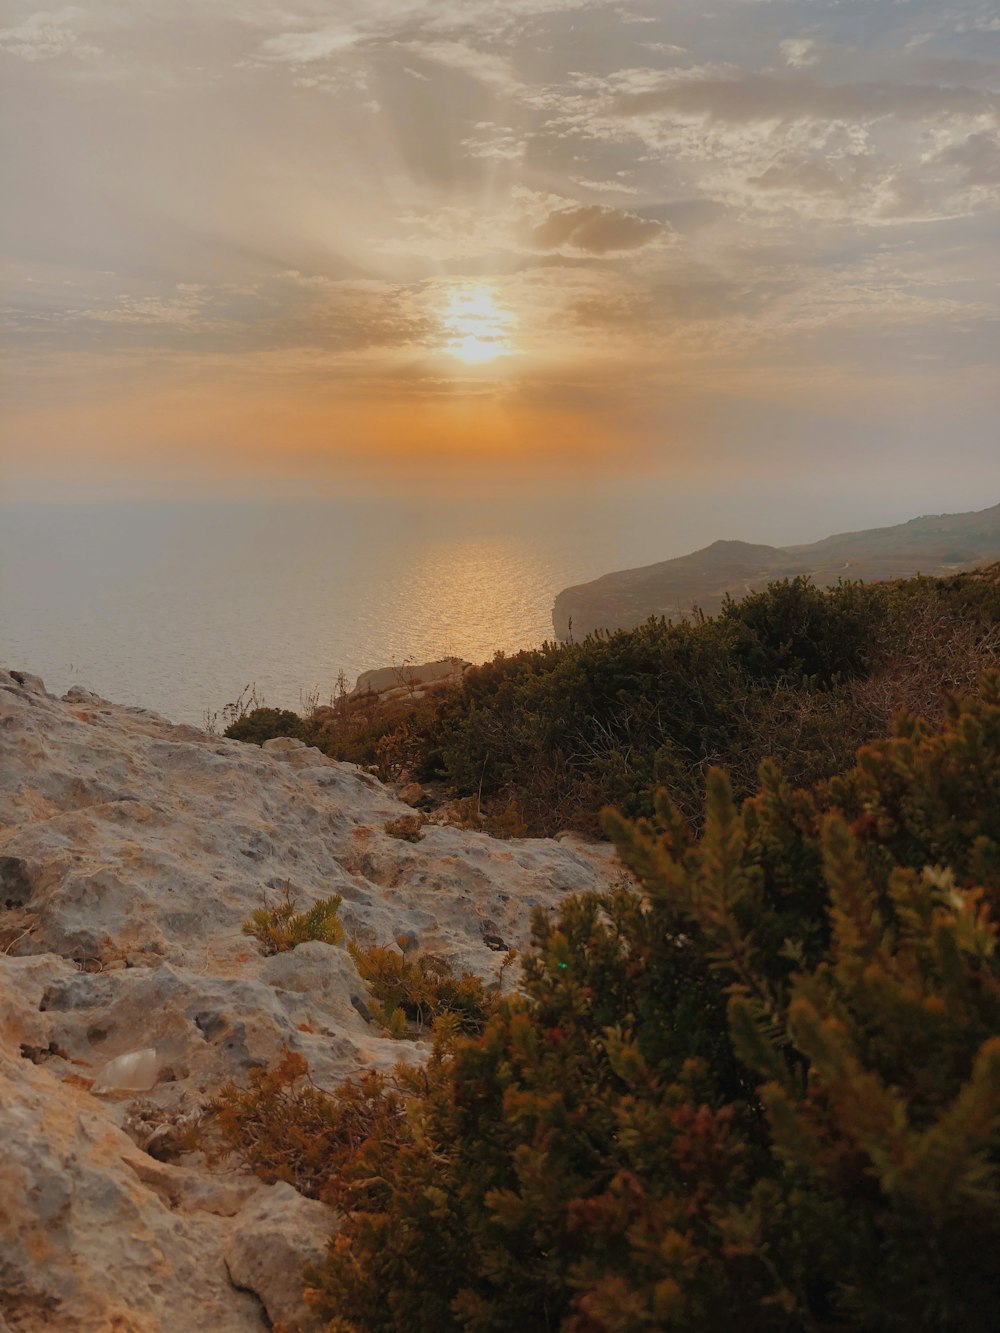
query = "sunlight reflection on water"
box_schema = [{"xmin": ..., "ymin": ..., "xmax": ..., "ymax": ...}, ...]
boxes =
[
  {"xmin": 1, "ymin": 487, "xmax": 924, "ymax": 724},
  {"xmin": 0, "ymin": 498, "xmax": 669, "ymax": 724}
]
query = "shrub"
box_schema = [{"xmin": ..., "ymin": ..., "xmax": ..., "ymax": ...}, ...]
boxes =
[
  {"xmin": 348, "ymin": 942, "xmax": 496, "ymax": 1037},
  {"xmin": 297, "ymin": 672, "xmax": 1000, "ymax": 1331},
  {"xmin": 204, "ymin": 1051, "xmax": 404, "ymax": 1198},
  {"xmin": 243, "ymin": 889, "xmax": 344, "ymax": 955},
  {"xmin": 219, "ymin": 571, "xmax": 1000, "ymax": 840},
  {"xmin": 225, "ymin": 707, "xmax": 306, "ymax": 745},
  {"xmin": 419, "ymin": 570, "xmax": 1000, "ymax": 835},
  {"xmin": 385, "ymin": 815, "xmax": 426, "ymax": 843}
]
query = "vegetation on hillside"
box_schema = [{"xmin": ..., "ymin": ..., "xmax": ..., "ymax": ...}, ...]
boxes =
[
  {"xmin": 209, "ymin": 669, "xmax": 1000, "ymax": 1330},
  {"xmin": 421, "ymin": 567, "xmax": 1000, "ymax": 834},
  {"xmin": 225, "ymin": 567, "xmax": 1000, "ymax": 838},
  {"xmin": 224, "ymin": 670, "xmax": 447, "ymax": 779},
  {"xmin": 552, "ymin": 503, "xmax": 1000, "ymax": 639},
  {"xmin": 347, "ymin": 941, "xmax": 500, "ymax": 1039}
]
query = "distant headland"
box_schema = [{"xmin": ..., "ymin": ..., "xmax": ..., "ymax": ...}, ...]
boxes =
[{"xmin": 552, "ymin": 501, "xmax": 1000, "ymax": 641}]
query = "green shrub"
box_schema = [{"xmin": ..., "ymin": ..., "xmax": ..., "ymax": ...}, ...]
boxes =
[
  {"xmin": 296, "ymin": 672, "xmax": 1000, "ymax": 1331},
  {"xmin": 219, "ymin": 571, "xmax": 1000, "ymax": 840},
  {"xmin": 348, "ymin": 941, "xmax": 496, "ymax": 1038},
  {"xmin": 204, "ymin": 1051, "xmax": 404, "ymax": 1198},
  {"xmin": 243, "ymin": 890, "xmax": 344, "ymax": 954},
  {"xmin": 225, "ymin": 707, "xmax": 306, "ymax": 745},
  {"xmin": 420, "ymin": 570, "xmax": 1000, "ymax": 834}
]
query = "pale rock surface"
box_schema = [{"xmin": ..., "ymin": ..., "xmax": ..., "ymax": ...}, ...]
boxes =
[
  {"xmin": 349, "ymin": 655, "xmax": 468, "ymax": 698},
  {"xmin": 225, "ymin": 1183, "xmax": 331, "ymax": 1332},
  {"xmin": 0, "ymin": 668, "xmax": 619, "ymax": 1331}
]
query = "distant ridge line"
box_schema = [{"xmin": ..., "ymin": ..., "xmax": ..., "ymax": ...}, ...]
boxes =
[{"xmin": 552, "ymin": 501, "xmax": 1000, "ymax": 641}]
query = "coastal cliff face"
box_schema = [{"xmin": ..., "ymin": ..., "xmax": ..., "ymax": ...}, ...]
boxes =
[
  {"xmin": 553, "ymin": 503, "xmax": 1000, "ymax": 640},
  {"xmin": 0, "ymin": 669, "xmax": 617, "ymax": 1332}
]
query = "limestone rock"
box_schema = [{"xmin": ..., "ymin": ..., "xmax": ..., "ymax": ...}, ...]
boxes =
[
  {"xmin": 0, "ymin": 1048, "xmax": 266, "ymax": 1332},
  {"xmin": 398, "ymin": 781, "xmax": 427, "ymax": 807},
  {"xmin": 0, "ymin": 667, "xmax": 621, "ymax": 1330},
  {"xmin": 225, "ymin": 1183, "xmax": 331, "ymax": 1332},
  {"xmin": 349, "ymin": 656, "xmax": 468, "ymax": 698},
  {"xmin": 7, "ymin": 670, "xmax": 47, "ymax": 695}
]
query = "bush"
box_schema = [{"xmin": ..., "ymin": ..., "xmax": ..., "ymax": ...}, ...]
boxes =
[
  {"xmin": 348, "ymin": 942, "xmax": 496, "ymax": 1038},
  {"xmin": 295, "ymin": 672, "xmax": 1000, "ymax": 1331},
  {"xmin": 204, "ymin": 1051, "xmax": 404, "ymax": 1198},
  {"xmin": 420, "ymin": 570, "xmax": 1000, "ymax": 835},
  {"xmin": 218, "ymin": 571, "xmax": 1000, "ymax": 840},
  {"xmin": 243, "ymin": 890, "xmax": 344, "ymax": 954},
  {"xmin": 225, "ymin": 707, "xmax": 306, "ymax": 745},
  {"xmin": 385, "ymin": 815, "xmax": 426, "ymax": 842},
  {"xmin": 224, "ymin": 677, "xmax": 457, "ymax": 775}
]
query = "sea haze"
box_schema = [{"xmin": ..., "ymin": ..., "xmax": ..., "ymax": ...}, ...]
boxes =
[{"xmin": 0, "ymin": 490, "xmax": 978, "ymax": 725}]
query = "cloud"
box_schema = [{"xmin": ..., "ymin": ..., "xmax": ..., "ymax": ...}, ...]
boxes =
[
  {"xmin": 4, "ymin": 0, "xmax": 1000, "ymax": 499},
  {"xmin": 401, "ymin": 39, "xmax": 517, "ymax": 92},
  {"xmin": 529, "ymin": 204, "xmax": 667, "ymax": 254},
  {"xmin": 748, "ymin": 156, "xmax": 853, "ymax": 196},
  {"xmin": 0, "ymin": 6, "xmax": 99, "ymax": 61},
  {"xmin": 642, "ymin": 43, "xmax": 687, "ymax": 57},
  {"xmin": 617, "ymin": 73, "xmax": 998, "ymax": 123},
  {"xmin": 461, "ymin": 122, "xmax": 526, "ymax": 161},
  {"xmin": 934, "ymin": 132, "xmax": 1000, "ymax": 187},
  {"xmin": 780, "ymin": 38, "xmax": 819, "ymax": 70},
  {"xmin": 254, "ymin": 27, "xmax": 359, "ymax": 64},
  {"xmin": 572, "ymin": 177, "xmax": 639, "ymax": 195}
]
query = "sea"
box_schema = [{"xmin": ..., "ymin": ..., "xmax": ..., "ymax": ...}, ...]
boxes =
[{"xmin": 0, "ymin": 488, "xmax": 955, "ymax": 726}]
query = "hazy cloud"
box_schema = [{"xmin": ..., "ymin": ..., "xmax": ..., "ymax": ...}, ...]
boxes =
[
  {"xmin": 0, "ymin": 6, "xmax": 99, "ymax": 61},
  {"xmin": 780, "ymin": 39, "xmax": 820, "ymax": 70},
  {"xmin": 3, "ymin": 0, "xmax": 999, "ymax": 496},
  {"xmin": 401, "ymin": 40, "xmax": 518, "ymax": 91},
  {"xmin": 255, "ymin": 28, "xmax": 360, "ymax": 64},
  {"xmin": 617, "ymin": 73, "xmax": 998, "ymax": 123},
  {"xmin": 530, "ymin": 204, "xmax": 666, "ymax": 254},
  {"xmin": 934, "ymin": 132, "xmax": 1000, "ymax": 186}
]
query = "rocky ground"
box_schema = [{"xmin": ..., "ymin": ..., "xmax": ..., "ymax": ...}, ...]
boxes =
[{"xmin": 0, "ymin": 668, "xmax": 619, "ymax": 1332}]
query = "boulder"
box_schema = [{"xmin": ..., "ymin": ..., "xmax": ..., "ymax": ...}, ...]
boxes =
[
  {"xmin": 224, "ymin": 1183, "xmax": 331, "ymax": 1332},
  {"xmin": 349, "ymin": 657, "xmax": 468, "ymax": 698}
]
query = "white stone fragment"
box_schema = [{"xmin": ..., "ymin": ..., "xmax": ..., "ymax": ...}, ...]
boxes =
[{"xmin": 93, "ymin": 1047, "xmax": 159, "ymax": 1094}]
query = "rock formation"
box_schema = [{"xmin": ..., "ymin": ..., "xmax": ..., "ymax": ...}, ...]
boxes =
[
  {"xmin": 348, "ymin": 656, "xmax": 469, "ymax": 700},
  {"xmin": 0, "ymin": 669, "xmax": 618, "ymax": 1331}
]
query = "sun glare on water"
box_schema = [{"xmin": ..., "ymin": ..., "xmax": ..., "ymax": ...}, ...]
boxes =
[{"xmin": 441, "ymin": 286, "xmax": 516, "ymax": 364}]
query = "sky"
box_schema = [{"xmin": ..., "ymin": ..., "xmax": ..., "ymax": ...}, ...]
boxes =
[{"xmin": 2, "ymin": 0, "xmax": 999, "ymax": 506}]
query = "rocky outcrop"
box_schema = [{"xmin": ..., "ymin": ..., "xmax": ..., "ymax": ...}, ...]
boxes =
[
  {"xmin": 348, "ymin": 656, "xmax": 469, "ymax": 700},
  {"xmin": 0, "ymin": 669, "xmax": 618, "ymax": 1331}
]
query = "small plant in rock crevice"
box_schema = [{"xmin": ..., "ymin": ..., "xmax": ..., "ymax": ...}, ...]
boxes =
[
  {"xmin": 384, "ymin": 814, "xmax": 427, "ymax": 842},
  {"xmin": 242, "ymin": 887, "xmax": 344, "ymax": 955},
  {"xmin": 347, "ymin": 940, "xmax": 496, "ymax": 1038}
]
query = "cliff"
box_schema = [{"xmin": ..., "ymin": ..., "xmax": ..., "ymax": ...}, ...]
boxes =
[
  {"xmin": 0, "ymin": 669, "xmax": 616, "ymax": 1331},
  {"xmin": 553, "ymin": 502, "xmax": 1000, "ymax": 640}
]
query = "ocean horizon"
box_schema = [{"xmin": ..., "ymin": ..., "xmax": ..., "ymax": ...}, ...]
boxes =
[
  {"xmin": 1, "ymin": 493, "xmax": 670, "ymax": 725},
  {"xmin": 0, "ymin": 488, "xmax": 979, "ymax": 726}
]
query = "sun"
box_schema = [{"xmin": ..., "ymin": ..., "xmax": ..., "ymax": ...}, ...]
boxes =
[{"xmin": 440, "ymin": 286, "xmax": 516, "ymax": 364}]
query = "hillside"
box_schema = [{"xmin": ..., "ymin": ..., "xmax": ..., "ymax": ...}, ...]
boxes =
[
  {"xmin": 3, "ymin": 570, "xmax": 999, "ymax": 1328},
  {"xmin": 0, "ymin": 669, "xmax": 615, "ymax": 1332},
  {"xmin": 552, "ymin": 502, "xmax": 1000, "ymax": 640}
]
